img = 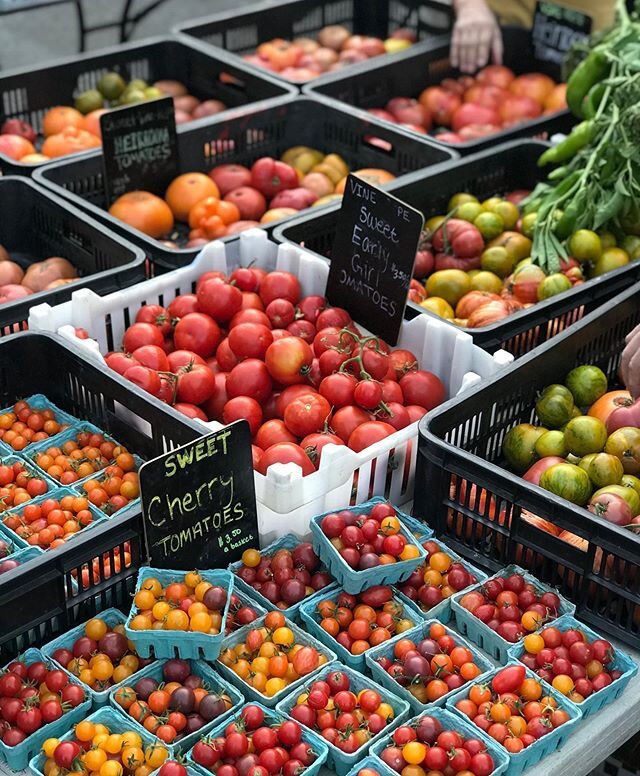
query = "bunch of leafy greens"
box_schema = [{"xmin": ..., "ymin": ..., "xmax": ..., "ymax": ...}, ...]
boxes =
[{"xmin": 528, "ymin": 0, "xmax": 640, "ymax": 271}]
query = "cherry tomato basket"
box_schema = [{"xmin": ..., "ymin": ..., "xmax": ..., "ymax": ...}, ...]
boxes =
[
  {"xmin": 305, "ymin": 26, "xmax": 574, "ymax": 154},
  {"xmin": 33, "ymin": 94, "xmax": 455, "ymax": 274},
  {"xmin": 28, "ymin": 231, "xmax": 511, "ymax": 544},
  {"xmin": 0, "ymin": 177, "xmax": 146, "ymax": 340},
  {"xmin": 214, "ymin": 614, "xmax": 337, "ymax": 708},
  {"xmin": 0, "ymin": 485, "xmax": 108, "ymax": 554},
  {"xmin": 0, "ymin": 647, "xmax": 91, "ymax": 771},
  {"xmin": 174, "ymin": 0, "xmax": 453, "ymax": 87},
  {"xmin": 344, "ymin": 754, "xmax": 399, "ymax": 776},
  {"xmin": 228, "ymin": 532, "xmax": 333, "ymax": 623},
  {"xmin": 275, "ymin": 661, "xmax": 410, "ymax": 775},
  {"xmin": 393, "ymin": 537, "xmax": 488, "ymax": 624},
  {"xmin": 0, "ymin": 35, "xmax": 293, "ymax": 176},
  {"xmin": 365, "ymin": 618, "xmax": 494, "ymax": 714},
  {"xmin": 369, "ymin": 705, "xmax": 509, "ymax": 776},
  {"xmin": 450, "ymin": 564, "xmax": 575, "ymax": 663},
  {"xmin": 299, "ymin": 583, "xmax": 424, "ymax": 672},
  {"xmin": 0, "ymin": 332, "xmax": 203, "ymax": 669},
  {"xmin": 273, "ymin": 139, "xmax": 640, "ymax": 357},
  {"xmin": 28, "ymin": 705, "xmax": 172, "ymax": 776},
  {"xmin": 507, "ymin": 614, "xmax": 638, "ymax": 720},
  {"xmin": 26, "ymin": 421, "xmax": 138, "ymax": 489},
  {"xmin": 0, "ymin": 392, "xmax": 79, "ymax": 456},
  {"xmin": 309, "ymin": 497, "xmax": 428, "ymax": 595},
  {"xmin": 68, "ymin": 453, "xmax": 144, "ymax": 522},
  {"xmin": 0, "ymin": 454, "xmax": 61, "ymax": 542},
  {"xmin": 124, "ymin": 568, "xmax": 234, "ymax": 661},
  {"xmin": 413, "ymin": 281, "xmax": 640, "ymax": 650},
  {"xmin": 108, "ymin": 658, "xmax": 244, "ymax": 752},
  {"xmin": 185, "ymin": 702, "xmax": 329, "ymax": 776},
  {"xmin": 41, "ymin": 607, "xmax": 147, "ymax": 708},
  {"xmin": 445, "ymin": 661, "xmax": 582, "ymax": 776}
]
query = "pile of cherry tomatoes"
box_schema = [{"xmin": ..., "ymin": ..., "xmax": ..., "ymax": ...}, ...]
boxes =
[
  {"xmin": 313, "ymin": 585, "xmax": 416, "ymax": 656},
  {"xmin": 0, "ymin": 459, "xmax": 50, "ymax": 513},
  {"xmin": 128, "ymin": 572, "xmax": 228, "ymax": 635},
  {"xmin": 288, "ymin": 668, "xmax": 396, "ymax": 752},
  {"xmin": 2, "ymin": 492, "xmax": 96, "ymax": 549},
  {"xmin": 0, "ymin": 399, "xmax": 71, "ymax": 452},
  {"xmin": 49, "ymin": 616, "xmax": 151, "ymax": 692},
  {"xmin": 375, "ymin": 622, "xmax": 485, "ymax": 705},
  {"xmin": 453, "ymin": 664, "xmax": 572, "ymax": 753},
  {"xmin": 0, "ymin": 657, "xmax": 87, "ymax": 747},
  {"xmin": 40, "ymin": 719, "xmax": 169, "ymax": 776},
  {"xmin": 218, "ymin": 611, "xmax": 328, "ymax": 698}
]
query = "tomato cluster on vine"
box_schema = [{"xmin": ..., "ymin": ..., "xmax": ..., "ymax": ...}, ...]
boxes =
[{"xmin": 105, "ymin": 268, "xmax": 446, "ymax": 476}]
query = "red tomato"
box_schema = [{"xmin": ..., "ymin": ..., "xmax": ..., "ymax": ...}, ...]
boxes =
[
  {"xmin": 173, "ymin": 313, "xmax": 222, "ymax": 357},
  {"xmin": 124, "ymin": 364, "xmax": 161, "ymax": 396},
  {"xmin": 347, "ymin": 421, "xmax": 396, "ymax": 452},
  {"xmin": 131, "ymin": 345, "xmax": 170, "ymax": 371},
  {"xmin": 227, "ymin": 359, "xmax": 273, "ymax": 403},
  {"xmin": 399, "ymin": 370, "xmax": 445, "ymax": 410},
  {"xmin": 135, "ymin": 303, "xmax": 172, "ymax": 336},
  {"xmin": 197, "ymin": 279, "xmax": 243, "ymax": 323},
  {"xmin": 228, "ymin": 323, "xmax": 274, "ymax": 360},
  {"xmin": 331, "ymin": 406, "xmax": 371, "ymax": 443},
  {"xmin": 123, "ymin": 322, "xmax": 164, "ymax": 352},
  {"xmin": 283, "ymin": 394, "xmax": 331, "ymax": 437},
  {"xmin": 105, "ymin": 351, "xmax": 139, "ymax": 376},
  {"xmin": 452, "ymin": 103, "xmax": 500, "ymax": 131},
  {"xmin": 223, "ymin": 397, "xmax": 263, "ymax": 435},
  {"xmin": 176, "ymin": 364, "xmax": 215, "ymax": 404},
  {"xmin": 257, "ymin": 443, "xmax": 316, "ymax": 476},
  {"xmin": 265, "ymin": 337, "xmax": 314, "ymax": 385},
  {"xmin": 251, "ymin": 158, "xmax": 299, "ymax": 199}
]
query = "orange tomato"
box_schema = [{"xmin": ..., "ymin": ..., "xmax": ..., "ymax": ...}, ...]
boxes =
[
  {"xmin": 588, "ymin": 390, "xmax": 633, "ymax": 425},
  {"xmin": 165, "ymin": 172, "xmax": 220, "ymax": 221},
  {"xmin": 108, "ymin": 191, "xmax": 174, "ymax": 239},
  {"xmin": 42, "ymin": 106, "xmax": 85, "ymax": 136},
  {"xmin": 41, "ymin": 127, "xmax": 101, "ymax": 157}
]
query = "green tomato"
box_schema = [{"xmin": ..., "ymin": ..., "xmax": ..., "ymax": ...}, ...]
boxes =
[
  {"xmin": 578, "ymin": 453, "xmax": 624, "ymax": 488},
  {"xmin": 539, "ymin": 463, "xmax": 592, "ymax": 505},
  {"xmin": 605, "ymin": 427, "xmax": 640, "ymax": 475},
  {"xmin": 537, "ymin": 273, "xmax": 572, "ymax": 300},
  {"xmin": 564, "ymin": 416, "xmax": 608, "ymax": 457},
  {"xmin": 535, "ymin": 430, "xmax": 568, "ymax": 458},
  {"xmin": 592, "ymin": 485, "xmax": 640, "ymax": 516},
  {"xmin": 536, "ymin": 384, "xmax": 575, "ymax": 429},
  {"xmin": 621, "ymin": 474, "xmax": 640, "ymax": 498},
  {"xmin": 502, "ymin": 423, "xmax": 548, "ymax": 473},
  {"xmin": 565, "ymin": 365, "xmax": 608, "ymax": 407}
]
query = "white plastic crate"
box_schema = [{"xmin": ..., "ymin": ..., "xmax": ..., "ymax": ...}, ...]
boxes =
[{"xmin": 28, "ymin": 230, "xmax": 512, "ymax": 543}]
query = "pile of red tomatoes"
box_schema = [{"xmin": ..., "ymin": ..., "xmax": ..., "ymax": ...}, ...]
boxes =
[{"xmin": 105, "ymin": 268, "xmax": 445, "ymax": 476}]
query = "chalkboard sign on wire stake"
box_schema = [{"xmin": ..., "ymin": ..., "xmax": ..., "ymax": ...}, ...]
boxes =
[
  {"xmin": 326, "ymin": 174, "xmax": 424, "ymax": 346},
  {"xmin": 100, "ymin": 96, "xmax": 179, "ymax": 205},
  {"xmin": 139, "ymin": 422, "xmax": 259, "ymax": 569}
]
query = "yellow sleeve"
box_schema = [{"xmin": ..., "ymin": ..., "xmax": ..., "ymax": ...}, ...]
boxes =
[{"xmin": 488, "ymin": 0, "xmax": 615, "ymax": 32}]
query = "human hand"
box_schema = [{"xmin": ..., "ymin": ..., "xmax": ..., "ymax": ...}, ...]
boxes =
[
  {"xmin": 451, "ymin": 0, "xmax": 503, "ymax": 74},
  {"xmin": 620, "ymin": 323, "xmax": 640, "ymax": 399}
]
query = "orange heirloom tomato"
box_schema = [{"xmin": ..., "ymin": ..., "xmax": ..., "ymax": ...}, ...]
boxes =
[{"xmin": 188, "ymin": 197, "xmax": 241, "ymax": 236}]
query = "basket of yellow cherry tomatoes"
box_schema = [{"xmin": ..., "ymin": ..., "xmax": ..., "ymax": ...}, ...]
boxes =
[{"xmin": 124, "ymin": 569, "xmax": 234, "ymax": 660}]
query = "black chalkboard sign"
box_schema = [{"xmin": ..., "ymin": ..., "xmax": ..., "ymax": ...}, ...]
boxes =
[
  {"xmin": 531, "ymin": 1, "xmax": 592, "ymax": 65},
  {"xmin": 139, "ymin": 422, "xmax": 259, "ymax": 570},
  {"xmin": 326, "ymin": 174, "xmax": 423, "ymax": 346},
  {"xmin": 100, "ymin": 96, "xmax": 179, "ymax": 205}
]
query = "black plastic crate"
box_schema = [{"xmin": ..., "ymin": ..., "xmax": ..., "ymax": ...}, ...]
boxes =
[
  {"xmin": 306, "ymin": 27, "xmax": 575, "ymax": 154},
  {"xmin": 0, "ymin": 176, "xmax": 146, "ymax": 337},
  {"xmin": 273, "ymin": 139, "xmax": 640, "ymax": 357},
  {"xmin": 34, "ymin": 94, "xmax": 456, "ymax": 274},
  {"xmin": 174, "ymin": 0, "xmax": 453, "ymax": 87},
  {"xmin": 414, "ymin": 282, "xmax": 640, "ymax": 650},
  {"xmin": 0, "ymin": 35, "xmax": 294, "ymax": 175},
  {"xmin": 0, "ymin": 331, "xmax": 203, "ymax": 664}
]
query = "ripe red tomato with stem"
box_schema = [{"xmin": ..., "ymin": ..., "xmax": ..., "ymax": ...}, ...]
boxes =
[
  {"xmin": 265, "ymin": 337, "xmax": 313, "ymax": 385},
  {"xmin": 123, "ymin": 365, "xmax": 161, "ymax": 397},
  {"xmin": 283, "ymin": 394, "xmax": 331, "ymax": 437},
  {"xmin": 176, "ymin": 364, "xmax": 215, "ymax": 404}
]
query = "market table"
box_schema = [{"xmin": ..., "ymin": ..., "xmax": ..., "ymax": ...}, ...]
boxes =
[{"xmin": 0, "ymin": 638, "xmax": 638, "ymax": 776}]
